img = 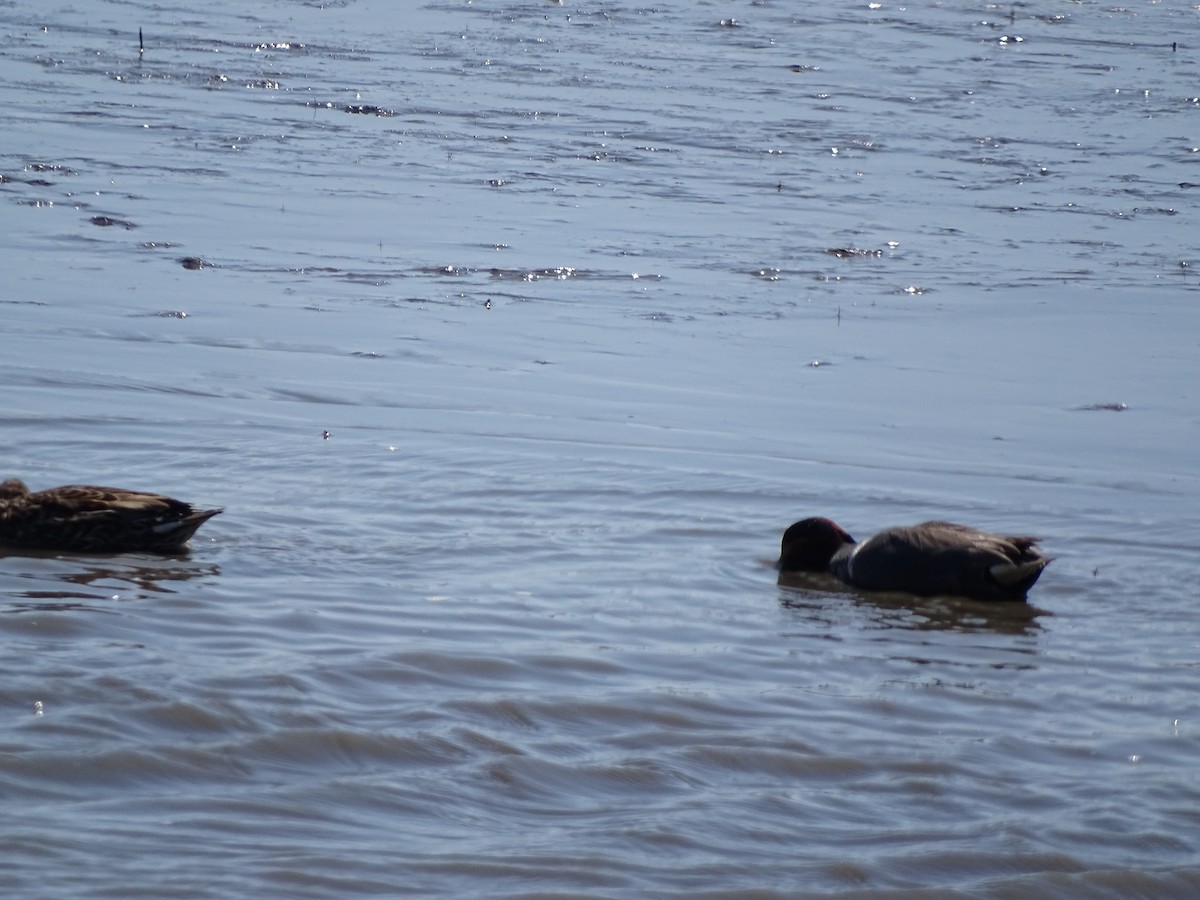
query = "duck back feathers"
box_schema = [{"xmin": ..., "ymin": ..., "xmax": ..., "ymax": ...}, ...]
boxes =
[{"xmin": 0, "ymin": 478, "xmax": 222, "ymax": 553}]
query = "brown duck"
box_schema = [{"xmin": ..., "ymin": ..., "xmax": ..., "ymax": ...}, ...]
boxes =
[
  {"xmin": 778, "ymin": 517, "xmax": 1049, "ymax": 602},
  {"xmin": 0, "ymin": 478, "xmax": 222, "ymax": 553}
]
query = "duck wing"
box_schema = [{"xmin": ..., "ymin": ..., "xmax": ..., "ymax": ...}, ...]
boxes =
[
  {"xmin": 842, "ymin": 521, "xmax": 1048, "ymax": 601},
  {"xmin": 3, "ymin": 484, "xmax": 222, "ymax": 553}
]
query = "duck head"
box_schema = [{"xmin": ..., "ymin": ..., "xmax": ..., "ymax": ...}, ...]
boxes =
[
  {"xmin": 778, "ymin": 517, "xmax": 856, "ymax": 572},
  {"xmin": 0, "ymin": 479, "xmax": 30, "ymax": 500}
]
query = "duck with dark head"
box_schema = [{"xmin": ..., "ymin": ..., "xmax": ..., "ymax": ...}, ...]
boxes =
[{"xmin": 778, "ymin": 517, "xmax": 1048, "ymax": 602}]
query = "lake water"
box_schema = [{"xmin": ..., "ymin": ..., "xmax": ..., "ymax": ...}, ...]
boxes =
[{"xmin": 3, "ymin": 1, "xmax": 1199, "ymax": 896}]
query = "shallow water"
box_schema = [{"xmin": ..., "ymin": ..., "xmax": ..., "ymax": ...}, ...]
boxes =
[{"xmin": 3, "ymin": 1, "xmax": 1200, "ymax": 896}]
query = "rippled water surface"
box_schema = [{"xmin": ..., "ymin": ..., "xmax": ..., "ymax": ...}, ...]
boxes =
[{"xmin": 3, "ymin": 1, "xmax": 1199, "ymax": 896}]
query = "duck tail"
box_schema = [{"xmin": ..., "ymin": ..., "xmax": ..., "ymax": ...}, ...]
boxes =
[
  {"xmin": 152, "ymin": 507, "xmax": 223, "ymax": 542},
  {"xmin": 988, "ymin": 557, "xmax": 1050, "ymax": 589}
]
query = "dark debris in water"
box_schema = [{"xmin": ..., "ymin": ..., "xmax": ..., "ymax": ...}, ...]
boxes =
[
  {"xmin": 252, "ymin": 42, "xmax": 306, "ymax": 52},
  {"xmin": 827, "ymin": 247, "xmax": 882, "ymax": 259},
  {"xmin": 345, "ymin": 104, "xmax": 394, "ymax": 116},
  {"xmin": 304, "ymin": 101, "xmax": 394, "ymax": 116},
  {"xmin": 491, "ymin": 266, "xmax": 577, "ymax": 280},
  {"xmin": 294, "ymin": 263, "xmax": 661, "ymax": 284},
  {"xmin": 488, "ymin": 266, "xmax": 583, "ymax": 281},
  {"xmin": 1073, "ymin": 402, "xmax": 1128, "ymax": 412},
  {"xmin": 90, "ymin": 215, "xmax": 136, "ymax": 229},
  {"xmin": 27, "ymin": 162, "xmax": 76, "ymax": 176}
]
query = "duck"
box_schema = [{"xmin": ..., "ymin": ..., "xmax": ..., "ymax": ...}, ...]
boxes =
[
  {"xmin": 778, "ymin": 517, "xmax": 1049, "ymax": 602},
  {"xmin": 0, "ymin": 478, "xmax": 222, "ymax": 554}
]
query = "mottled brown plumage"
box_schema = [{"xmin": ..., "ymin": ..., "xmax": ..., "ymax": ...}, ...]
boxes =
[
  {"xmin": 779, "ymin": 517, "xmax": 1049, "ymax": 602},
  {"xmin": 0, "ymin": 478, "xmax": 222, "ymax": 553}
]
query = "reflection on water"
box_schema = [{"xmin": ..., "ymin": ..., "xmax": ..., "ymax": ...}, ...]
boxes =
[
  {"xmin": 0, "ymin": 550, "xmax": 220, "ymax": 608},
  {"xmin": 3, "ymin": 598, "xmax": 101, "ymax": 614},
  {"xmin": 777, "ymin": 571, "xmax": 1045, "ymax": 636},
  {"xmin": 60, "ymin": 560, "xmax": 220, "ymax": 593}
]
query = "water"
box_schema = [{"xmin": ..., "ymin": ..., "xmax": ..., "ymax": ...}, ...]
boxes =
[{"xmin": 2, "ymin": 1, "xmax": 1199, "ymax": 896}]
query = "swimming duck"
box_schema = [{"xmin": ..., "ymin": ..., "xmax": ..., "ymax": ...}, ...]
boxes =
[
  {"xmin": 0, "ymin": 478, "xmax": 222, "ymax": 553},
  {"xmin": 778, "ymin": 517, "xmax": 1048, "ymax": 602}
]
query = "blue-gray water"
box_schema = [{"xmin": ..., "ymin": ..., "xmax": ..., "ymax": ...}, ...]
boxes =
[{"xmin": 3, "ymin": 1, "xmax": 1199, "ymax": 896}]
